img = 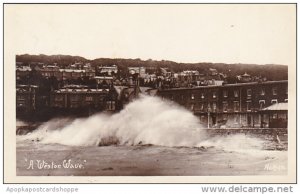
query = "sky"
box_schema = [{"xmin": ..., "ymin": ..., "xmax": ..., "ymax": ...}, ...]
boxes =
[{"xmin": 6, "ymin": 4, "xmax": 296, "ymax": 65}]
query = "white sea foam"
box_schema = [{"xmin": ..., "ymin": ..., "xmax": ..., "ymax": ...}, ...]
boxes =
[
  {"xmin": 18, "ymin": 95, "xmax": 268, "ymax": 152},
  {"xmin": 19, "ymin": 96, "xmax": 206, "ymax": 147}
]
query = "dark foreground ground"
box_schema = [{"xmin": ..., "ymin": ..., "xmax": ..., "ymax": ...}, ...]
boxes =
[{"xmin": 16, "ymin": 140, "xmax": 287, "ymax": 176}]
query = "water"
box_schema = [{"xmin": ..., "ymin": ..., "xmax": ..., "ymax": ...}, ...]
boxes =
[
  {"xmin": 17, "ymin": 95, "xmax": 275, "ymax": 152},
  {"xmin": 16, "ymin": 96, "xmax": 287, "ymax": 176}
]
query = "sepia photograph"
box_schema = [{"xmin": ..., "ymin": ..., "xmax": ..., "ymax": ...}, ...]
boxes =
[{"xmin": 3, "ymin": 3, "xmax": 296, "ymax": 183}]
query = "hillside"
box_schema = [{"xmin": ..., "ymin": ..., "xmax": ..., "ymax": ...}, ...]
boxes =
[{"xmin": 16, "ymin": 54, "xmax": 288, "ymax": 81}]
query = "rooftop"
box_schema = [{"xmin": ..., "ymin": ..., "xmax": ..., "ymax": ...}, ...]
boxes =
[
  {"xmin": 100, "ymin": 66, "xmax": 118, "ymax": 69},
  {"xmin": 17, "ymin": 84, "xmax": 38, "ymax": 88},
  {"xmin": 62, "ymin": 85, "xmax": 88, "ymax": 89},
  {"xmin": 54, "ymin": 88, "xmax": 109, "ymax": 93},
  {"xmin": 158, "ymin": 80, "xmax": 288, "ymax": 91},
  {"xmin": 16, "ymin": 66, "xmax": 32, "ymax": 71},
  {"xmin": 94, "ymin": 76, "xmax": 114, "ymax": 80},
  {"xmin": 263, "ymin": 103, "xmax": 288, "ymax": 111},
  {"xmin": 59, "ymin": 69, "xmax": 86, "ymax": 73}
]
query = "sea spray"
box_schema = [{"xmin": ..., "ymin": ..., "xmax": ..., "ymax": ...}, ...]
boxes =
[
  {"xmin": 19, "ymin": 95, "xmax": 207, "ymax": 147},
  {"xmin": 18, "ymin": 95, "xmax": 269, "ymax": 152},
  {"xmin": 16, "ymin": 119, "xmax": 28, "ymax": 127},
  {"xmin": 197, "ymin": 134, "xmax": 266, "ymax": 154}
]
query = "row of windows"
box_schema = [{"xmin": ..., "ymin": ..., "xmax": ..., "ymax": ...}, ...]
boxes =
[
  {"xmin": 55, "ymin": 95, "xmax": 104, "ymax": 102},
  {"xmin": 17, "ymin": 96, "xmax": 26, "ymax": 101},
  {"xmin": 189, "ymin": 99, "xmax": 284, "ymax": 112},
  {"xmin": 186, "ymin": 87, "xmax": 285, "ymax": 100},
  {"xmin": 69, "ymin": 101, "xmax": 115, "ymax": 109},
  {"xmin": 167, "ymin": 89, "xmax": 284, "ymax": 101}
]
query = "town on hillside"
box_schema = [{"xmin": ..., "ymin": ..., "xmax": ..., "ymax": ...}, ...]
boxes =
[{"xmin": 16, "ymin": 56, "xmax": 288, "ymax": 131}]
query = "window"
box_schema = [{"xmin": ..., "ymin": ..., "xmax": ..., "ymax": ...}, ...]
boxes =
[
  {"xmin": 99, "ymin": 97, "xmax": 104, "ymax": 102},
  {"xmin": 234, "ymin": 90, "xmax": 239, "ymax": 97},
  {"xmin": 70, "ymin": 102, "xmax": 79, "ymax": 108},
  {"xmin": 272, "ymin": 87, "xmax": 277, "ymax": 95},
  {"xmin": 259, "ymin": 100, "xmax": 265, "ymax": 109},
  {"xmin": 107, "ymin": 101, "xmax": 116, "ymax": 110},
  {"xmin": 70, "ymin": 95, "xmax": 80, "ymax": 101},
  {"xmin": 233, "ymin": 101, "xmax": 240, "ymax": 112},
  {"xmin": 278, "ymin": 113, "xmax": 286, "ymax": 119},
  {"xmin": 234, "ymin": 115, "xmax": 239, "ymax": 124},
  {"xmin": 223, "ymin": 101, "xmax": 228, "ymax": 112},
  {"xmin": 55, "ymin": 95, "xmax": 64, "ymax": 102},
  {"xmin": 246, "ymin": 101, "xmax": 251, "ymax": 111},
  {"xmin": 191, "ymin": 94, "xmax": 194, "ymax": 100},
  {"xmin": 247, "ymin": 89, "xmax": 252, "ymax": 97},
  {"xmin": 17, "ymin": 95, "xmax": 26, "ymax": 106},
  {"xmin": 190, "ymin": 104, "xmax": 194, "ymax": 111},
  {"xmin": 223, "ymin": 114, "xmax": 228, "ymax": 121},
  {"xmin": 212, "ymin": 102, "xmax": 217, "ymax": 112},
  {"xmin": 17, "ymin": 95, "xmax": 25, "ymax": 101},
  {"xmin": 86, "ymin": 96, "xmax": 93, "ymax": 101},
  {"xmin": 212, "ymin": 91, "xmax": 217, "ymax": 98},
  {"xmin": 271, "ymin": 99, "xmax": 278, "ymax": 104},
  {"xmin": 200, "ymin": 103, "xmax": 204, "ymax": 111},
  {"xmin": 260, "ymin": 88, "xmax": 265, "ymax": 96},
  {"xmin": 207, "ymin": 103, "xmax": 211, "ymax": 112},
  {"xmin": 223, "ymin": 90, "xmax": 228, "ymax": 98},
  {"xmin": 201, "ymin": 93, "xmax": 205, "ymax": 99}
]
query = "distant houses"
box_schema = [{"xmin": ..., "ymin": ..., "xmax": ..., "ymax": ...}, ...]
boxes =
[
  {"xmin": 16, "ymin": 61, "xmax": 288, "ymax": 129},
  {"xmin": 98, "ymin": 65, "xmax": 118, "ymax": 76}
]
